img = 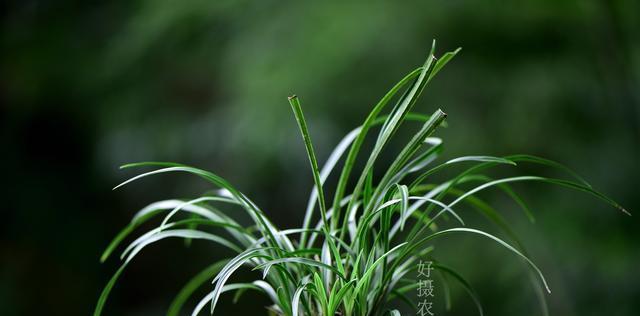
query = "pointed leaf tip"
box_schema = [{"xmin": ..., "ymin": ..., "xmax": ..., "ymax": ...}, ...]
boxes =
[{"xmin": 621, "ymin": 207, "xmax": 631, "ymax": 216}]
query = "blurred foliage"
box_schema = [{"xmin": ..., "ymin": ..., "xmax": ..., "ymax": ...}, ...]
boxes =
[{"xmin": 1, "ymin": 0, "xmax": 638, "ymax": 315}]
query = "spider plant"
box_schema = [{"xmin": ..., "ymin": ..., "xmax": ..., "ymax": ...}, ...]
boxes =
[{"xmin": 95, "ymin": 40, "xmax": 628, "ymax": 316}]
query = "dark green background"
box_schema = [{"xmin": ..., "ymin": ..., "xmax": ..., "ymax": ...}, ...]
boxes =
[{"xmin": 1, "ymin": 0, "xmax": 638, "ymax": 315}]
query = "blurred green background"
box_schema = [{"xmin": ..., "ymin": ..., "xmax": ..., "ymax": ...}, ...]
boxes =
[{"xmin": 1, "ymin": 0, "xmax": 638, "ymax": 315}]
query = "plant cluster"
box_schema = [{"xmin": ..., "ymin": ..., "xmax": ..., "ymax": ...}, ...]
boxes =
[{"xmin": 95, "ymin": 41, "xmax": 627, "ymax": 316}]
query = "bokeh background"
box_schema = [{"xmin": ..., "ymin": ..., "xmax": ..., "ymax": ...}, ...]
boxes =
[{"xmin": 1, "ymin": 0, "xmax": 638, "ymax": 315}]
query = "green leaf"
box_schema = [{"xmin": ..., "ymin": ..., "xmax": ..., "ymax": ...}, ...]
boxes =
[
  {"xmin": 410, "ymin": 227, "xmax": 550, "ymax": 293},
  {"xmin": 255, "ymin": 257, "xmax": 347, "ymax": 281},
  {"xmin": 94, "ymin": 263, "xmax": 128, "ymax": 316},
  {"xmin": 289, "ymin": 96, "xmax": 346, "ymax": 278},
  {"xmin": 167, "ymin": 260, "xmax": 230, "ymax": 316},
  {"xmin": 447, "ymin": 176, "xmax": 629, "ymax": 216}
]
